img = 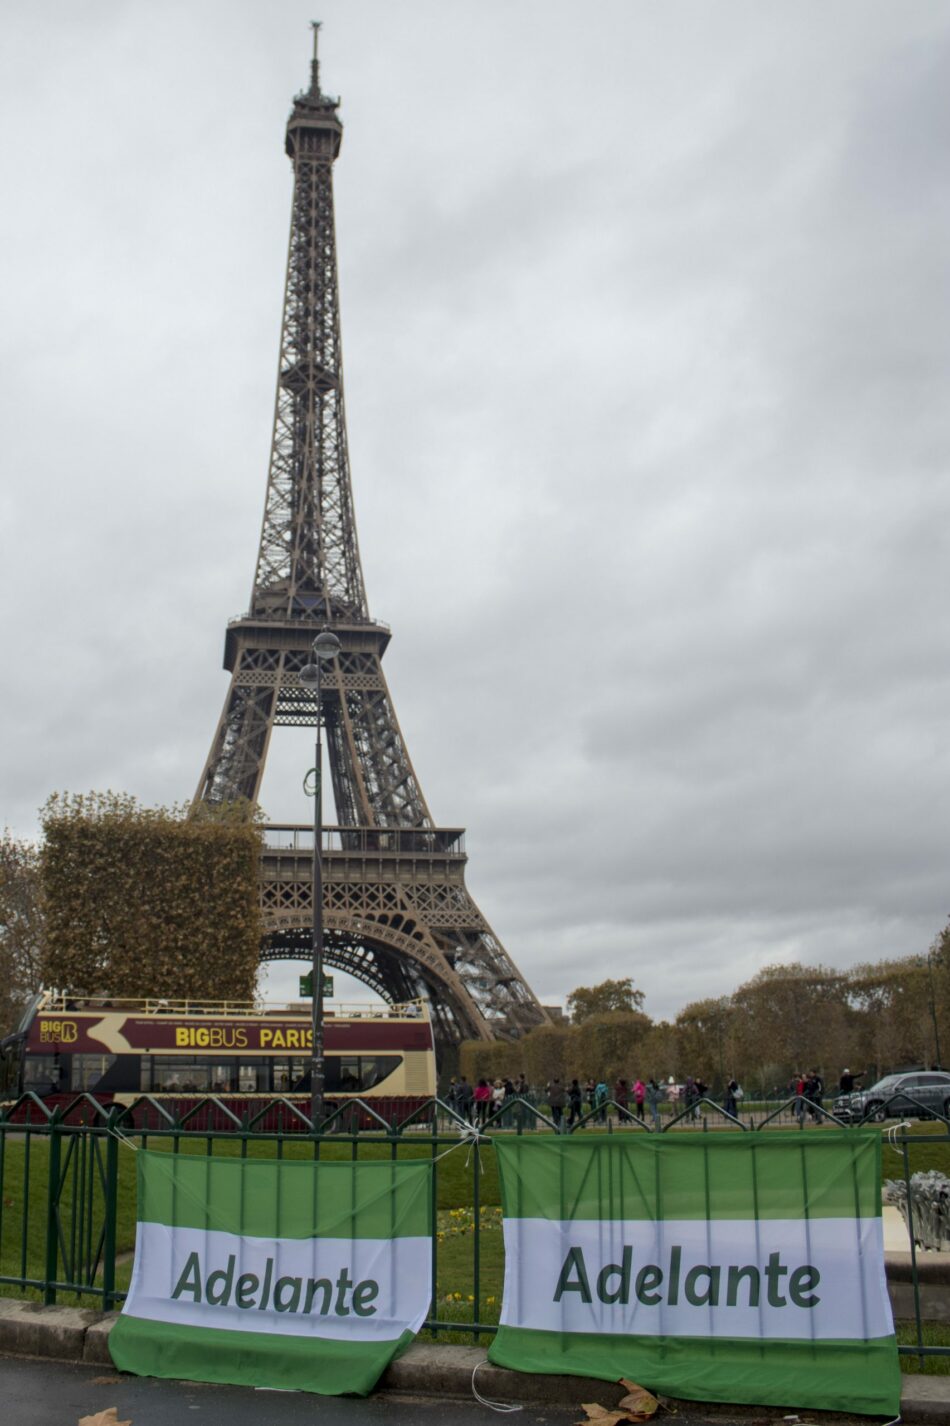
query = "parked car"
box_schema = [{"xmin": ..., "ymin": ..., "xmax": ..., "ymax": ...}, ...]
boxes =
[{"xmin": 833, "ymin": 1071, "xmax": 950, "ymax": 1123}]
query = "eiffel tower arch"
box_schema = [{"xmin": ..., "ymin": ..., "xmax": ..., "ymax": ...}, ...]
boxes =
[{"xmin": 195, "ymin": 32, "xmax": 550, "ymax": 1047}]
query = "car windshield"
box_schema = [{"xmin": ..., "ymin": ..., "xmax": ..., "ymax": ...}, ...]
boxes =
[{"xmin": 867, "ymin": 1075, "xmax": 907, "ymax": 1093}]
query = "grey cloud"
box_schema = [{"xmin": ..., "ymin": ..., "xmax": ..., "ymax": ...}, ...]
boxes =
[{"xmin": 2, "ymin": 1, "xmax": 948, "ymax": 1022}]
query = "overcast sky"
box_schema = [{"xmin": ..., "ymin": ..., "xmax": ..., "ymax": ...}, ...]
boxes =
[{"xmin": 1, "ymin": 2, "xmax": 949, "ymax": 1021}]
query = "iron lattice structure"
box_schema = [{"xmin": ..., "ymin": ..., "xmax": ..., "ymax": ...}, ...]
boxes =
[{"xmin": 196, "ymin": 38, "xmax": 550, "ymax": 1046}]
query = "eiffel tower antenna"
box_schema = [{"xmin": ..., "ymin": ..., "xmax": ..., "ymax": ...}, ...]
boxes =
[
  {"xmin": 195, "ymin": 30, "xmax": 550, "ymax": 1047},
  {"xmin": 309, "ymin": 20, "xmax": 322, "ymax": 97}
]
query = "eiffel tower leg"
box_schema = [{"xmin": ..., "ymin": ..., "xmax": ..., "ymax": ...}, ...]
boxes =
[{"xmin": 196, "ymin": 649, "xmax": 289, "ymax": 806}]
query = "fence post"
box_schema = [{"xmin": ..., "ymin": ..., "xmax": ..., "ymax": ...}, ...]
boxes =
[
  {"xmin": 102, "ymin": 1111, "xmax": 120, "ymax": 1310},
  {"xmin": 472, "ymin": 1134, "xmax": 481, "ymax": 1339},
  {"xmin": 44, "ymin": 1112, "xmax": 63, "ymax": 1304}
]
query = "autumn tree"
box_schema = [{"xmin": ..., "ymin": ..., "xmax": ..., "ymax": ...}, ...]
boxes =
[
  {"xmin": 847, "ymin": 959, "xmax": 934, "ymax": 1074},
  {"xmin": 567, "ymin": 978, "xmax": 645, "ymax": 1023},
  {"xmin": 40, "ymin": 792, "xmax": 263, "ymax": 1002},
  {"xmin": 458, "ymin": 1038, "xmax": 521, "ymax": 1086},
  {"xmin": 636, "ymin": 1020, "xmax": 679, "ymax": 1083},
  {"xmin": 458, "ymin": 931, "xmax": 950, "ymax": 1099},
  {"xmin": 675, "ymin": 997, "xmax": 736, "ymax": 1088},
  {"xmin": 728, "ymin": 963, "xmax": 858, "ymax": 1087},
  {"xmin": 0, "ymin": 829, "xmax": 45, "ymax": 1037},
  {"xmin": 566, "ymin": 1010, "xmax": 653, "ymax": 1083}
]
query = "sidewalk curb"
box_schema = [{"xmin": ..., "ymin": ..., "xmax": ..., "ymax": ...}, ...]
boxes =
[{"xmin": 0, "ymin": 1306, "xmax": 947, "ymax": 1422}]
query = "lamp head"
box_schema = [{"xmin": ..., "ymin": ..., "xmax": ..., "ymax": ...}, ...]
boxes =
[{"xmin": 312, "ymin": 630, "xmax": 342, "ymax": 662}]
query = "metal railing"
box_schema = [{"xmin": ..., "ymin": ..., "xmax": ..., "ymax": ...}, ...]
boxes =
[
  {"xmin": 0, "ymin": 1090, "xmax": 948, "ymax": 1367},
  {"xmin": 262, "ymin": 825, "xmax": 465, "ymax": 856}
]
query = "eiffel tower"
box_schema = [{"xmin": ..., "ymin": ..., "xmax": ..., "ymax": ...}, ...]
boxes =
[{"xmin": 195, "ymin": 31, "xmax": 550, "ymax": 1047}]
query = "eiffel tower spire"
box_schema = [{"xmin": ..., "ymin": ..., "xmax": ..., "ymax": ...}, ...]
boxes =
[{"xmin": 195, "ymin": 32, "xmax": 549, "ymax": 1044}]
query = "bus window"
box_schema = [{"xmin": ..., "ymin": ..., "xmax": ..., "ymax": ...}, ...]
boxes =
[
  {"xmin": 70, "ymin": 1055, "xmax": 117, "ymax": 1092},
  {"xmin": 324, "ymin": 1055, "xmax": 402, "ymax": 1092},
  {"xmin": 24, "ymin": 1055, "xmax": 58, "ymax": 1095},
  {"xmin": 360, "ymin": 1055, "xmax": 401, "ymax": 1089},
  {"xmin": 338, "ymin": 1057, "xmax": 361, "ymax": 1092},
  {"xmin": 273, "ymin": 1060, "xmax": 308, "ymax": 1092},
  {"xmin": 238, "ymin": 1061, "xmax": 268, "ymax": 1093},
  {"xmin": 151, "ymin": 1059, "xmax": 234, "ymax": 1093}
]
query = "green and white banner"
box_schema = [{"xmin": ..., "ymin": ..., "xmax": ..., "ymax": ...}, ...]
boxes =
[
  {"xmin": 489, "ymin": 1132, "xmax": 899, "ymax": 1417},
  {"xmin": 110, "ymin": 1150, "xmax": 432, "ymax": 1396}
]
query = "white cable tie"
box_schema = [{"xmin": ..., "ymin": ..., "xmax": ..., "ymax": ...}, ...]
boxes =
[
  {"xmin": 109, "ymin": 1123, "xmax": 140, "ymax": 1151},
  {"xmin": 471, "ymin": 1359, "xmax": 523, "ymax": 1413},
  {"xmin": 429, "ymin": 1120, "xmax": 487, "ymax": 1166},
  {"xmin": 884, "ymin": 1120, "xmax": 911, "ymax": 1152}
]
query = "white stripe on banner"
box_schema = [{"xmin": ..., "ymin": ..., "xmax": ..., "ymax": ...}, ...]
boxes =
[
  {"xmin": 124, "ymin": 1222, "xmax": 431, "ymax": 1341},
  {"xmin": 500, "ymin": 1216, "xmax": 892, "ymax": 1341}
]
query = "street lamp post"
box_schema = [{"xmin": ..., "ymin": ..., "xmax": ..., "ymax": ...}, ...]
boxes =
[
  {"xmin": 299, "ymin": 628, "xmax": 342, "ymax": 1124},
  {"xmin": 926, "ymin": 947, "xmax": 943, "ymax": 1068}
]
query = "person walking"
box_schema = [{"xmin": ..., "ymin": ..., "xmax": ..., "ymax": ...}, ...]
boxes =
[
  {"xmin": 568, "ymin": 1077, "xmax": 582, "ymax": 1128},
  {"xmin": 547, "ymin": 1077, "xmax": 567, "ymax": 1132},
  {"xmin": 594, "ymin": 1078, "xmax": 609, "ymax": 1125},
  {"xmin": 794, "ymin": 1071, "xmax": 808, "ymax": 1124},
  {"xmin": 633, "ymin": 1078, "xmax": 646, "ymax": 1121},
  {"xmin": 473, "ymin": 1077, "xmax": 492, "ymax": 1127},
  {"xmin": 585, "ymin": 1078, "xmax": 596, "ymax": 1115},
  {"xmin": 455, "ymin": 1076, "xmax": 474, "ymax": 1124},
  {"xmin": 804, "ymin": 1068, "xmax": 823, "ymax": 1124},
  {"xmin": 839, "ymin": 1067, "xmax": 860, "ymax": 1119},
  {"xmin": 490, "ymin": 1077, "xmax": 505, "ymax": 1122},
  {"xmin": 614, "ymin": 1077, "xmax": 630, "ymax": 1122},
  {"xmin": 645, "ymin": 1077, "xmax": 663, "ymax": 1129},
  {"xmin": 724, "ymin": 1077, "xmax": 740, "ymax": 1119}
]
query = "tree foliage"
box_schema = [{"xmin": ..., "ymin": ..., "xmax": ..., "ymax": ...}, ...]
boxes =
[
  {"xmin": 0, "ymin": 829, "xmax": 45, "ymax": 1036},
  {"xmin": 567, "ymin": 978, "xmax": 645, "ymax": 1023},
  {"xmin": 40, "ymin": 793, "xmax": 263, "ymax": 1001},
  {"xmin": 459, "ymin": 924, "xmax": 950, "ymax": 1094}
]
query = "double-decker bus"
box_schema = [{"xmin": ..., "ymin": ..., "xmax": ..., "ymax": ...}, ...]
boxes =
[{"xmin": 1, "ymin": 990, "xmax": 436, "ymax": 1127}]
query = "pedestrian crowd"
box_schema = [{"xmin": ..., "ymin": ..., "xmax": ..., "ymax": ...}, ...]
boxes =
[
  {"xmin": 442, "ymin": 1066, "xmax": 874, "ymax": 1131},
  {"xmin": 443, "ymin": 1072, "xmax": 744, "ymax": 1130}
]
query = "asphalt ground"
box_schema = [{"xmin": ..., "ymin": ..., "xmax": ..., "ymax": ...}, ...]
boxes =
[
  {"xmin": 2, "ymin": 1356, "xmax": 573, "ymax": 1425},
  {"xmin": 0, "ymin": 1355, "xmax": 834, "ymax": 1426}
]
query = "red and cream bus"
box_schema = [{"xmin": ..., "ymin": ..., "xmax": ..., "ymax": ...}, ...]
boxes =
[{"xmin": 2, "ymin": 990, "xmax": 436, "ymax": 1127}]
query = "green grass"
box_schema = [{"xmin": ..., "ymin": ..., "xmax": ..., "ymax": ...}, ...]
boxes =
[
  {"xmin": 422, "ymin": 1205, "xmax": 504, "ymax": 1343},
  {"xmin": 879, "ymin": 1121, "xmax": 950, "ymax": 1180},
  {"xmin": 897, "ymin": 1321, "xmax": 950, "ymax": 1374}
]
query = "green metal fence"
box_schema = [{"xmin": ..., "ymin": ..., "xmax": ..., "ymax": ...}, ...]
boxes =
[{"xmin": 1, "ymin": 1090, "xmax": 948, "ymax": 1367}]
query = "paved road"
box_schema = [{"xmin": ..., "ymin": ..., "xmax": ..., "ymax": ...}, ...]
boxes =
[
  {"xmin": 0, "ymin": 1355, "xmax": 790, "ymax": 1425},
  {"xmin": 2, "ymin": 1357, "xmax": 571, "ymax": 1425}
]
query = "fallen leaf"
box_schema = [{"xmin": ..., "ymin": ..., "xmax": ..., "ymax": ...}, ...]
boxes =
[
  {"xmin": 78, "ymin": 1409, "xmax": 132, "ymax": 1426},
  {"xmin": 575, "ymin": 1410, "xmax": 631, "ymax": 1426},
  {"xmin": 89, "ymin": 1377, "xmax": 121, "ymax": 1386},
  {"xmin": 617, "ymin": 1380, "xmax": 660, "ymax": 1421}
]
